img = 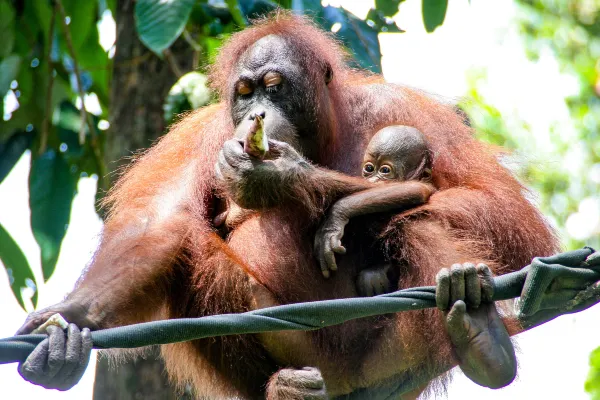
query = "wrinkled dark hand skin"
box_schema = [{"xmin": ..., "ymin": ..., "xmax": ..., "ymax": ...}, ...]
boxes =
[
  {"xmin": 16, "ymin": 302, "xmax": 98, "ymax": 336},
  {"xmin": 266, "ymin": 367, "xmax": 328, "ymax": 400},
  {"xmin": 314, "ymin": 212, "xmax": 348, "ymax": 278},
  {"xmin": 18, "ymin": 324, "xmax": 93, "ymax": 391},
  {"xmin": 16, "ymin": 302, "xmax": 97, "ymax": 391},
  {"xmin": 215, "ymin": 138, "xmax": 313, "ymax": 210},
  {"xmin": 436, "ymin": 263, "xmax": 517, "ymax": 389}
]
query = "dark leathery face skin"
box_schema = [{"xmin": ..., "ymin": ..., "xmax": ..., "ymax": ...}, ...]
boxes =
[{"xmin": 231, "ymin": 35, "xmax": 324, "ymax": 160}]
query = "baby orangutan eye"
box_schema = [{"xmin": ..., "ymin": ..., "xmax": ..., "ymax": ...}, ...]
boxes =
[
  {"xmin": 379, "ymin": 165, "xmax": 392, "ymax": 174},
  {"xmin": 363, "ymin": 163, "xmax": 375, "ymax": 175}
]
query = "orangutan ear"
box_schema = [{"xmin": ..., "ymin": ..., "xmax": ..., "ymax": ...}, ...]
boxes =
[{"xmin": 324, "ymin": 63, "xmax": 333, "ymax": 85}]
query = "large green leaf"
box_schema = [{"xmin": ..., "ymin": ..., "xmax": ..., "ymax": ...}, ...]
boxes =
[
  {"xmin": 422, "ymin": 0, "xmax": 448, "ymax": 33},
  {"xmin": 29, "ymin": 149, "xmax": 77, "ymax": 281},
  {"xmin": 0, "ymin": 54, "xmax": 21, "ymax": 100},
  {"xmin": 135, "ymin": 0, "xmax": 196, "ymax": 55},
  {"xmin": 0, "ymin": 0, "xmax": 15, "ymax": 58},
  {"xmin": 0, "ymin": 131, "xmax": 34, "ymax": 184},
  {"xmin": 322, "ymin": 6, "xmax": 382, "ymax": 74},
  {"xmin": 0, "ymin": 222, "xmax": 37, "ymax": 310},
  {"xmin": 61, "ymin": 0, "xmax": 97, "ymax": 51}
]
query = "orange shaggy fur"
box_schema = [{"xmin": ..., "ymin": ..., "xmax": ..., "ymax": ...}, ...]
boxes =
[{"xmin": 66, "ymin": 12, "xmax": 560, "ymax": 399}]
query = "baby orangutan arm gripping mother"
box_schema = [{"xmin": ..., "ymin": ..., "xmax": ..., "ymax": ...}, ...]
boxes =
[{"xmin": 16, "ymin": 13, "xmax": 581, "ymax": 399}]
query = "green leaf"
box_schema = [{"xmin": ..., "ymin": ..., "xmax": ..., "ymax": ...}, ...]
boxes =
[
  {"xmin": 0, "ymin": 222, "xmax": 37, "ymax": 310},
  {"xmin": 366, "ymin": 8, "xmax": 403, "ymax": 33},
  {"xmin": 591, "ymin": 347, "xmax": 600, "ymax": 368},
  {"xmin": 32, "ymin": 0, "xmax": 53, "ymax": 42},
  {"xmin": 29, "ymin": 149, "xmax": 77, "ymax": 281},
  {"xmin": 78, "ymin": 25, "xmax": 110, "ymax": 109},
  {"xmin": 202, "ymin": 36, "xmax": 226, "ymax": 63},
  {"xmin": 587, "ymin": 348, "xmax": 600, "ymax": 397},
  {"xmin": 0, "ymin": 0, "xmax": 16, "ymax": 58},
  {"xmin": 225, "ymin": 0, "xmax": 248, "ymax": 26},
  {"xmin": 14, "ymin": 58, "xmax": 33, "ymax": 105},
  {"xmin": 291, "ymin": 0, "xmax": 325, "ymax": 17},
  {"xmin": 61, "ymin": 0, "xmax": 97, "ymax": 51},
  {"xmin": 274, "ymin": 0, "xmax": 291, "ymax": 8},
  {"xmin": 0, "ymin": 131, "xmax": 34, "ymax": 184},
  {"xmin": 0, "ymin": 54, "xmax": 21, "ymax": 100},
  {"xmin": 375, "ymin": 0, "xmax": 402, "ymax": 17},
  {"xmin": 322, "ymin": 6, "xmax": 382, "ymax": 74},
  {"xmin": 192, "ymin": 2, "xmax": 233, "ymax": 27},
  {"xmin": 422, "ymin": 0, "xmax": 447, "ymax": 33},
  {"xmin": 238, "ymin": 0, "xmax": 278, "ymax": 20},
  {"xmin": 135, "ymin": 0, "xmax": 195, "ymax": 55}
]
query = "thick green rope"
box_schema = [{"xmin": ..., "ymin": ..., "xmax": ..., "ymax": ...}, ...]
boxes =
[
  {"xmin": 1, "ymin": 248, "xmax": 598, "ymax": 400},
  {"xmin": 2, "ymin": 248, "xmax": 599, "ymax": 367},
  {"xmin": 0, "ymin": 268, "xmax": 529, "ymax": 364}
]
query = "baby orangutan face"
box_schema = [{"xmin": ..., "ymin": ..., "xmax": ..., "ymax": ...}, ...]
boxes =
[
  {"xmin": 362, "ymin": 125, "xmax": 431, "ymax": 183},
  {"xmin": 362, "ymin": 153, "xmax": 399, "ymax": 182}
]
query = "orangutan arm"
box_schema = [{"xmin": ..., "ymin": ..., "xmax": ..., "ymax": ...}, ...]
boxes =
[{"xmin": 314, "ymin": 182, "xmax": 435, "ymax": 275}]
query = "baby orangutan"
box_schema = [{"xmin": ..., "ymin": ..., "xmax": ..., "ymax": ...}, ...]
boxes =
[
  {"xmin": 314, "ymin": 125, "xmax": 517, "ymax": 389},
  {"xmin": 314, "ymin": 125, "xmax": 433, "ymax": 288}
]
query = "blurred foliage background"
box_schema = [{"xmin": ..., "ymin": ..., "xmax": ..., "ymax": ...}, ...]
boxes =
[
  {"xmin": 0, "ymin": 0, "xmax": 599, "ymax": 397},
  {"xmin": 462, "ymin": 0, "xmax": 600, "ymax": 253}
]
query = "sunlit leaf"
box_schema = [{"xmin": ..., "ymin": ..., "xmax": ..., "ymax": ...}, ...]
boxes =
[
  {"xmin": 29, "ymin": 149, "xmax": 77, "ymax": 281},
  {"xmin": 0, "ymin": 222, "xmax": 37, "ymax": 310},
  {"xmin": 135, "ymin": 0, "xmax": 196, "ymax": 55}
]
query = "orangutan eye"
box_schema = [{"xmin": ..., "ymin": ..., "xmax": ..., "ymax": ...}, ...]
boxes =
[
  {"xmin": 363, "ymin": 163, "xmax": 375, "ymax": 174},
  {"xmin": 379, "ymin": 165, "xmax": 392, "ymax": 174},
  {"xmin": 236, "ymin": 81, "xmax": 253, "ymax": 96},
  {"xmin": 264, "ymin": 72, "xmax": 282, "ymax": 88}
]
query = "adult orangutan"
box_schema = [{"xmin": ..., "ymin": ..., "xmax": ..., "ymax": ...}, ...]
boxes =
[{"xmin": 16, "ymin": 13, "xmax": 598, "ymax": 399}]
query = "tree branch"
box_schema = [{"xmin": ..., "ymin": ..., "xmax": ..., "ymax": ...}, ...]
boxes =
[{"xmin": 163, "ymin": 48, "xmax": 184, "ymax": 78}]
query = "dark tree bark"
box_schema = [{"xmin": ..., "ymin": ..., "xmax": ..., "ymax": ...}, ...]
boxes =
[{"xmin": 93, "ymin": 0, "xmax": 193, "ymax": 398}]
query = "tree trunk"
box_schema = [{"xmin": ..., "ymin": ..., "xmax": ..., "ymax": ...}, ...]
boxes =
[{"xmin": 93, "ymin": 0, "xmax": 193, "ymax": 398}]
